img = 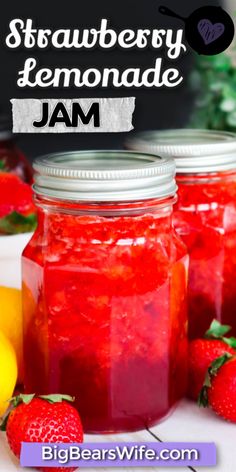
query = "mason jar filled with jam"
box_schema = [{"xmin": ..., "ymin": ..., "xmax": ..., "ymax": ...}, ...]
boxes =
[
  {"xmin": 22, "ymin": 150, "xmax": 188, "ymax": 433},
  {"xmin": 127, "ymin": 129, "xmax": 236, "ymax": 339}
]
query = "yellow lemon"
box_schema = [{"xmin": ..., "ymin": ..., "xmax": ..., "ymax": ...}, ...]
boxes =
[
  {"xmin": 0, "ymin": 331, "xmax": 17, "ymax": 416},
  {"xmin": 0, "ymin": 286, "xmax": 23, "ymax": 383}
]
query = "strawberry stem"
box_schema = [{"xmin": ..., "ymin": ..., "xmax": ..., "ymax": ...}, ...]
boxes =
[{"xmin": 0, "ymin": 413, "xmax": 9, "ymax": 432}]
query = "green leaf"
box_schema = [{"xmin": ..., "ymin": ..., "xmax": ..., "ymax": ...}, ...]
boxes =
[
  {"xmin": 0, "ymin": 160, "xmax": 6, "ymax": 171},
  {"xmin": 0, "ymin": 414, "xmax": 9, "ymax": 431},
  {"xmin": 39, "ymin": 394, "xmax": 75, "ymax": 404},
  {"xmin": 9, "ymin": 393, "xmax": 36, "ymax": 407},
  {"xmin": 209, "ymin": 81, "xmax": 225, "ymax": 92},
  {"xmin": 188, "ymin": 51, "xmax": 236, "ymax": 132},
  {"xmin": 211, "ymin": 54, "xmax": 232, "ymax": 72},
  {"xmin": 0, "ymin": 211, "xmax": 37, "ymax": 235},
  {"xmin": 220, "ymin": 98, "xmax": 236, "ymax": 113},
  {"xmin": 205, "ymin": 319, "xmax": 231, "ymax": 339},
  {"xmin": 0, "ymin": 394, "xmax": 36, "ymax": 429},
  {"xmin": 227, "ymin": 111, "xmax": 236, "ymax": 128},
  {"xmin": 222, "ymin": 336, "xmax": 236, "ymax": 349},
  {"xmin": 204, "ymin": 320, "xmax": 236, "ymax": 349},
  {"xmin": 19, "ymin": 394, "xmax": 36, "ymax": 405},
  {"xmin": 196, "ymin": 94, "xmax": 212, "ymax": 107},
  {"xmin": 210, "ymin": 112, "xmax": 225, "ymax": 131},
  {"xmin": 189, "ymin": 70, "xmax": 202, "ymax": 91},
  {"xmin": 222, "ymin": 85, "xmax": 236, "ymax": 101}
]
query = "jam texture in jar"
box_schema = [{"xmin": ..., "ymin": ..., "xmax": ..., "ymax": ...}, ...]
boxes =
[
  {"xmin": 175, "ymin": 171, "xmax": 236, "ymax": 338},
  {"xmin": 22, "ymin": 151, "xmax": 188, "ymax": 433},
  {"xmin": 126, "ymin": 130, "xmax": 236, "ymax": 339}
]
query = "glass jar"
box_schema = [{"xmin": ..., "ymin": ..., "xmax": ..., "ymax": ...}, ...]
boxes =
[
  {"xmin": 126, "ymin": 130, "xmax": 236, "ymax": 339},
  {"xmin": 0, "ymin": 115, "xmax": 33, "ymax": 183},
  {"xmin": 22, "ymin": 150, "xmax": 188, "ymax": 433}
]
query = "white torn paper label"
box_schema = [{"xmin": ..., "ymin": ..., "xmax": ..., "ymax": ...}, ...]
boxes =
[{"xmin": 11, "ymin": 97, "xmax": 135, "ymax": 133}]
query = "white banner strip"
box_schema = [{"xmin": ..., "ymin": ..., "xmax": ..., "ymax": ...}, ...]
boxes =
[{"xmin": 11, "ymin": 97, "xmax": 135, "ymax": 133}]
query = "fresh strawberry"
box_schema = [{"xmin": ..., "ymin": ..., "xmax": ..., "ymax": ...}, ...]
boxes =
[
  {"xmin": 188, "ymin": 319, "xmax": 236, "ymax": 400},
  {"xmin": 0, "ymin": 173, "xmax": 34, "ymax": 217},
  {"xmin": 1, "ymin": 394, "xmax": 83, "ymax": 472},
  {"xmin": 0, "ymin": 173, "xmax": 36, "ymax": 234},
  {"xmin": 199, "ymin": 353, "xmax": 236, "ymax": 422}
]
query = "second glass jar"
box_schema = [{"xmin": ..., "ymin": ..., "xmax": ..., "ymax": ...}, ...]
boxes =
[{"xmin": 126, "ymin": 130, "xmax": 236, "ymax": 338}]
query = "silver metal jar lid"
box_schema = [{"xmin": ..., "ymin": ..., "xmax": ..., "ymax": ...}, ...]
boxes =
[
  {"xmin": 126, "ymin": 129, "xmax": 236, "ymax": 174},
  {"xmin": 33, "ymin": 150, "xmax": 177, "ymax": 202}
]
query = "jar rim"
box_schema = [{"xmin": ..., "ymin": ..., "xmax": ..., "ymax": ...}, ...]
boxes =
[
  {"xmin": 126, "ymin": 129, "xmax": 236, "ymax": 174},
  {"xmin": 33, "ymin": 150, "xmax": 177, "ymax": 202}
]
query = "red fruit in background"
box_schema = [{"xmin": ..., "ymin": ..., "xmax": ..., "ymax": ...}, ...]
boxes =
[
  {"xmin": 207, "ymin": 356, "xmax": 236, "ymax": 422},
  {"xmin": 3, "ymin": 394, "xmax": 83, "ymax": 472},
  {"xmin": 0, "ymin": 173, "xmax": 34, "ymax": 217},
  {"xmin": 0, "ymin": 115, "xmax": 33, "ymax": 183},
  {"xmin": 0, "ymin": 173, "xmax": 36, "ymax": 234},
  {"xmin": 188, "ymin": 319, "xmax": 236, "ymax": 401},
  {"xmin": 0, "ymin": 142, "xmax": 33, "ymax": 184}
]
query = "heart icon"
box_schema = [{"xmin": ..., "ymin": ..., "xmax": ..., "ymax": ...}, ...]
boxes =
[{"xmin": 198, "ymin": 19, "xmax": 225, "ymax": 45}]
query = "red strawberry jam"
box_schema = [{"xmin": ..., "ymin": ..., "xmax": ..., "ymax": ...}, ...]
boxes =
[
  {"xmin": 22, "ymin": 151, "xmax": 188, "ymax": 433},
  {"xmin": 174, "ymin": 171, "xmax": 236, "ymax": 339},
  {"xmin": 125, "ymin": 129, "xmax": 236, "ymax": 341}
]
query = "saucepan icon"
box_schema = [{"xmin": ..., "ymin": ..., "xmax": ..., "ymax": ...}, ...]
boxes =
[{"xmin": 159, "ymin": 5, "xmax": 235, "ymax": 55}]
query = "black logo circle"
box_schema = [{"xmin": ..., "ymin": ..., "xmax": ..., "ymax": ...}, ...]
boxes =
[{"xmin": 159, "ymin": 5, "xmax": 235, "ymax": 55}]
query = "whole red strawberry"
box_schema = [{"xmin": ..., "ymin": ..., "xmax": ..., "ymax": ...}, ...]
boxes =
[
  {"xmin": 188, "ymin": 320, "xmax": 236, "ymax": 400},
  {"xmin": 199, "ymin": 353, "xmax": 236, "ymax": 422},
  {"xmin": 208, "ymin": 356, "xmax": 236, "ymax": 422},
  {"xmin": 0, "ymin": 173, "xmax": 36, "ymax": 234},
  {"xmin": 2, "ymin": 394, "xmax": 83, "ymax": 472}
]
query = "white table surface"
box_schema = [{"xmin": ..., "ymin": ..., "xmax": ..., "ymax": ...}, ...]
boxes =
[{"xmin": 0, "ymin": 400, "xmax": 234, "ymax": 472}]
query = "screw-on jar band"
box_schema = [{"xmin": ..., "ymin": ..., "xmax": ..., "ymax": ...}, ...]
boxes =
[
  {"xmin": 126, "ymin": 129, "xmax": 236, "ymax": 174},
  {"xmin": 33, "ymin": 150, "xmax": 177, "ymax": 202}
]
